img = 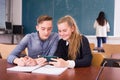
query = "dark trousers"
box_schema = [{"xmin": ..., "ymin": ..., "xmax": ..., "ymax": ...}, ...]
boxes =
[{"xmin": 97, "ymin": 37, "xmax": 106, "ymax": 48}]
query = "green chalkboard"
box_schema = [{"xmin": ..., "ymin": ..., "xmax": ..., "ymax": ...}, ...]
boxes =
[{"xmin": 22, "ymin": 0, "xmax": 114, "ymax": 35}]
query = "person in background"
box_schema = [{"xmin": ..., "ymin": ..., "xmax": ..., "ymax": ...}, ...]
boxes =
[
  {"xmin": 7, "ymin": 15, "xmax": 59, "ymax": 66},
  {"xmin": 94, "ymin": 11, "xmax": 110, "ymax": 50},
  {"xmin": 49, "ymin": 15, "xmax": 92, "ymax": 68}
]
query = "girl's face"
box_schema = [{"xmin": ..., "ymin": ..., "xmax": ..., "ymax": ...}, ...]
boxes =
[{"xmin": 58, "ymin": 22, "xmax": 74, "ymax": 41}]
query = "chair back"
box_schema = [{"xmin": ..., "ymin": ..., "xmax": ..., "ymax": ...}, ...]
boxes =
[
  {"xmin": 0, "ymin": 53, "xmax": 2, "ymax": 59},
  {"xmin": 0, "ymin": 44, "xmax": 16, "ymax": 59},
  {"xmin": 89, "ymin": 43, "xmax": 95, "ymax": 51},
  {"xmin": 92, "ymin": 53, "xmax": 104, "ymax": 66}
]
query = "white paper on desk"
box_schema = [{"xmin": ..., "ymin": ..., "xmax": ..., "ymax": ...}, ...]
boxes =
[
  {"xmin": 32, "ymin": 65, "xmax": 67, "ymax": 75},
  {"xmin": 7, "ymin": 65, "xmax": 40, "ymax": 72}
]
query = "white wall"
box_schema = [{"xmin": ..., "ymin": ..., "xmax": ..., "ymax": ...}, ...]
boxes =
[
  {"xmin": 87, "ymin": 36, "xmax": 120, "ymax": 47},
  {"xmin": 114, "ymin": 0, "xmax": 120, "ymax": 37},
  {"xmin": 11, "ymin": 0, "xmax": 22, "ymax": 25},
  {"xmin": 12, "ymin": 0, "xmax": 120, "ymax": 47}
]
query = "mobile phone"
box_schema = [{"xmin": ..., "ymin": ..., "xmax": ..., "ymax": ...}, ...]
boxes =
[{"xmin": 44, "ymin": 56, "xmax": 57, "ymax": 62}]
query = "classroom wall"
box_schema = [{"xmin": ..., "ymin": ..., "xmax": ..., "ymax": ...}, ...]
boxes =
[{"xmin": 11, "ymin": 0, "xmax": 120, "ymax": 47}]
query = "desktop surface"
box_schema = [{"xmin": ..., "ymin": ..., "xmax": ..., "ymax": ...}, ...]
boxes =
[{"xmin": 0, "ymin": 59, "xmax": 120, "ymax": 80}]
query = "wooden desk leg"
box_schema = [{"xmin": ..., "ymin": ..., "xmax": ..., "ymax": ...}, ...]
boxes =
[{"xmin": 11, "ymin": 34, "xmax": 14, "ymax": 44}]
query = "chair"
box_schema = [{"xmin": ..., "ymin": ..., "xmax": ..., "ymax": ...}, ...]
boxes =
[
  {"xmin": 0, "ymin": 53, "xmax": 2, "ymax": 59},
  {"xmin": 5, "ymin": 22, "xmax": 13, "ymax": 34},
  {"xmin": 91, "ymin": 53, "xmax": 104, "ymax": 66},
  {"xmin": 89, "ymin": 43, "xmax": 95, "ymax": 51},
  {"xmin": 103, "ymin": 44, "xmax": 120, "ymax": 56},
  {"xmin": 13, "ymin": 25, "xmax": 23, "ymax": 34},
  {"xmin": 0, "ymin": 44, "xmax": 27, "ymax": 59},
  {"xmin": 0, "ymin": 44, "xmax": 16, "ymax": 59}
]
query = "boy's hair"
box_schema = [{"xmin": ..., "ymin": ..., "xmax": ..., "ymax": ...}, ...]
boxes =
[{"xmin": 37, "ymin": 15, "xmax": 52, "ymax": 24}]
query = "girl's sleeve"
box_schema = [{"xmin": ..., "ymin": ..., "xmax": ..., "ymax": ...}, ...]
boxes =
[
  {"xmin": 93, "ymin": 20, "xmax": 97, "ymax": 29},
  {"xmin": 106, "ymin": 22, "xmax": 110, "ymax": 32}
]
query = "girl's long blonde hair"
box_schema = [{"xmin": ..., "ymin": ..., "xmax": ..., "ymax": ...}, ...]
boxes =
[{"xmin": 57, "ymin": 15, "xmax": 82, "ymax": 60}]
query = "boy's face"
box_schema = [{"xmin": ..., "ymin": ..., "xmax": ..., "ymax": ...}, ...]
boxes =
[{"xmin": 36, "ymin": 20, "xmax": 53, "ymax": 40}]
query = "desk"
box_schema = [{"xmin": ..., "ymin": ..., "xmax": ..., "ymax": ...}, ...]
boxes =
[
  {"xmin": 0, "ymin": 34, "xmax": 13, "ymax": 44},
  {"xmin": 0, "ymin": 59, "xmax": 120, "ymax": 80},
  {"xmin": 0, "ymin": 34, "xmax": 24, "ymax": 44},
  {"xmin": 100, "ymin": 66, "xmax": 120, "ymax": 80},
  {"xmin": 92, "ymin": 51, "xmax": 110, "ymax": 58}
]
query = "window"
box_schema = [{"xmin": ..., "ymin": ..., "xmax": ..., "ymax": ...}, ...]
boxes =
[
  {"xmin": 0, "ymin": 0, "xmax": 10, "ymax": 29},
  {"xmin": 0, "ymin": 0, "xmax": 6, "ymax": 28}
]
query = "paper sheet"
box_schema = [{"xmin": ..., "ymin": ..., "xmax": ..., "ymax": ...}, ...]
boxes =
[
  {"xmin": 7, "ymin": 65, "xmax": 67, "ymax": 75},
  {"xmin": 32, "ymin": 65, "xmax": 67, "ymax": 75},
  {"xmin": 7, "ymin": 65, "xmax": 40, "ymax": 72}
]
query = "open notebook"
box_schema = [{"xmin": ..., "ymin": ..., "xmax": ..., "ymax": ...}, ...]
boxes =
[{"xmin": 7, "ymin": 65, "xmax": 67, "ymax": 75}]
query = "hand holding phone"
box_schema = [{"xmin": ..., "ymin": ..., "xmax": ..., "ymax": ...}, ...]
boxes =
[{"xmin": 44, "ymin": 56, "xmax": 57, "ymax": 62}]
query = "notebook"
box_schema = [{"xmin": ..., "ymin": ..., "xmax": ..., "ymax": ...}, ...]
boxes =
[{"xmin": 7, "ymin": 65, "xmax": 67, "ymax": 75}]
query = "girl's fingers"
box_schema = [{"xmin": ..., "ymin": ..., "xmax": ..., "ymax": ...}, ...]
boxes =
[{"xmin": 50, "ymin": 58, "xmax": 59, "ymax": 62}]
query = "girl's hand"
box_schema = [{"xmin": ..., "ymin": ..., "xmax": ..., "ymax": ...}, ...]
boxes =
[{"xmin": 49, "ymin": 58, "xmax": 69, "ymax": 68}]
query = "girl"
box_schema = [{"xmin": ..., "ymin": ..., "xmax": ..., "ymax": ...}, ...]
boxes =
[
  {"xmin": 50, "ymin": 15, "xmax": 92, "ymax": 68},
  {"xmin": 94, "ymin": 11, "xmax": 110, "ymax": 49}
]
